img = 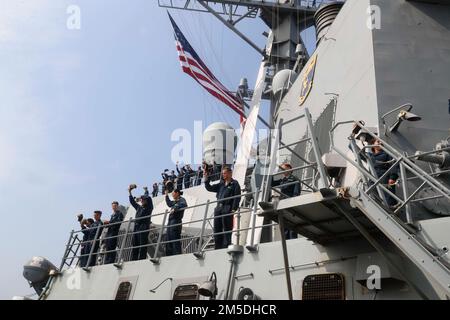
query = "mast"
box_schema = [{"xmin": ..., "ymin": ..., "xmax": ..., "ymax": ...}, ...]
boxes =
[
  {"xmin": 159, "ymin": 0, "xmax": 323, "ymax": 125},
  {"xmin": 160, "ymin": 0, "xmax": 323, "ymax": 245}
]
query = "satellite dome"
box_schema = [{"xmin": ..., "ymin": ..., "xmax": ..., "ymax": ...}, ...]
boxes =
[
  {"xmin": 203, "ymin": 122, "xmax": 237, "ymax": 166},
  {"xmin": 272, "ymin": 69, "xmax": 298, "ymax": 98}
]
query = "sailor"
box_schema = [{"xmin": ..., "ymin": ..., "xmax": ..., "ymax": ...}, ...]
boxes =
[
  {"xmin": 184, "ymin": 165, "xmax": 193, "ymax": 189},
  {"xmin": 204, "ymin": 166, "xmax": 241, "ymax": 249},
  {"xmin": 176, "ymin": 162, "xmax": 185, "ymax": 190},
  {"xmin": 368, "ymin": 139, "xmax": 399, "ymax": 208},
  {"xmin": 165, "ymin": 189, "xmax": 187, "ymax": 256},
  {"xmin": 195, "ymin": 166, "xmax": 203, "ymax": 186},
  {"xmin": 350, "ymin": 128, "xmax": 399, "ymax": 209},
  {"xmin": 102, "ymin": 201, "xmax": 124, "ymax": 264},
  {"xmin": 169, "ymin": 170, "xmax": 177, "ymax": 182},
  {"xmin": 79, "ymin": 216, "xmax": 94, "ymax": 268},
  {"xmin": 129, "ymin": 185, "xmax": 153, "ymax": 261},
  {"xmin": 271, "ymin": 163, "xmax": 301, "ymax": 239},
  {"xmin": 271, "ymin": 163, "xmax": 301, "ymax": 199},
  {"xmin": 161, "ymin": 178, "xmax": 168, "ymax": 194},
  {"xmin": 152, "ymin": 183, "xmax": 159, "ymax": 197},
  {"xmin": 161, "ymin": 169, "xmax": 170, "ymax": 181},
  {"xmin": 88, "ymin": 211, "xmax": 103, "ymax": 267}
]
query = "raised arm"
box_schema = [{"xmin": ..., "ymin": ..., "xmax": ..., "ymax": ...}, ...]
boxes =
[
  {"xmin": 205, "ymin": 178, "xmax": 220, "ymax": 193},
  {"xmin": 129, "ymin": 185, "xmax": 139, "ymax": 210},
  {"xmin": 165, "ymin": 194, "xmax": 175, "ymax": 208}
]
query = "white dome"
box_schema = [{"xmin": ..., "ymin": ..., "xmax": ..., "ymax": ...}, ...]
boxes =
[
  {"xmin": 203, "ymin": 122, "xmax": 237, "ymax": 165},
  {"xmin": 272, "ymin": 69, "xmax": 298, "ymax": 97}
]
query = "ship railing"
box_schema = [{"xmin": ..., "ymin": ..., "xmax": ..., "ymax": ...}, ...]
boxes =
[
  {"xmin": 60, "ymin": 189, "xmax": 279, "ymax": 270},
  {"xmin": 260, "ymin": 107, "xmax": 330, "ymax": 204},
  {"xmin": 329, "ymin": 120, "xmax": 450, "ymax": 224},
  {"xmin": 270, "ymin": 163, "xmax": 320, "ymax": 195}
]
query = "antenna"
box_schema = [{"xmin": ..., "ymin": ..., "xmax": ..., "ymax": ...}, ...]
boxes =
[
  {"xmin": 159, "ymin": 0, "xmax": 320, "ymax": 58},
  {"xmin": 158, "ymin": 0, "xmax": 319, "ymax": 25}
]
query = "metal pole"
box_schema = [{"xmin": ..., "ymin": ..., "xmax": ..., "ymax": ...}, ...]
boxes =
[
  {"xmin": 114, "ymin": 218, "xmax": 132, "ymax": 268},
  {"xmin": 394, "ymin": 180, "xmax": 427, "ymax": 215},
  {"xmin": 59, "ymin": 230, "xmax": 74, "ymax": 270},
  {"xmin": 84, "ymin": 224, "xmax": 101, "ymax": 271},
  {"xmin": 225, "ymin": 255, "xmax": 237, "ymax": 300},
  {"xmin": 304, "ymin": 107, "xmax": 328, "ymax": 189},
  {"xmin": 194, "ymin": 200, "xmax": 210, "ymax": 258},
  {"xmin": 236, "ymin": 208, "xmax": 241, "ymax": 245},
  {"xmin": 151, "ymin": 210, "xmax": 169, "ymax": 263},
  {"xmin": 278, "ymin": 213, "xmax": 293, "ymax": 300},
  {"xmin": 68, "ymin": 235, "xmax": 82, "ymax": 268},
  {"xmin": 249, "ymin": 189, "xmax": 259, "ymax": 247}
]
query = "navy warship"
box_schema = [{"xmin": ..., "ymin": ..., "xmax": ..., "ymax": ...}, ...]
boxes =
[{"xmin": 20, "ymin": 0, "xmax": 450, "ymax": 300}]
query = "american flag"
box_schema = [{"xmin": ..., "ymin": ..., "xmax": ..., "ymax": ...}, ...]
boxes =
[{"xmin": 168, "ymin": 13, "xmax": 246, "ymax": 119}]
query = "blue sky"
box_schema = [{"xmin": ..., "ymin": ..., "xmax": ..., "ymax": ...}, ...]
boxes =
[{"xmin": 0, "ymin": 0, "xmax": 316, "ymax": 299}]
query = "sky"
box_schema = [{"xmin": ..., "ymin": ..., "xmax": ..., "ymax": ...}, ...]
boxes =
[{"xmin": 0, "ymin": 0, "xmax": 316, "ymax": 299}]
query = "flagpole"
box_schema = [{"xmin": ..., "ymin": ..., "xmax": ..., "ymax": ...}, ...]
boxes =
[{"xmin": 242, "ymin": 100, "xmax": 272, "ymax": 129}]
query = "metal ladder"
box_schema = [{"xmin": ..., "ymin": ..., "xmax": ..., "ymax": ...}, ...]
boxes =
[
  {"xmin": 330, "ymin": 121, "xmax": 450, "ymax": 297},
  {"xmin": 262, "ymin": 106, "xmax": 330, "ymax": 202}
]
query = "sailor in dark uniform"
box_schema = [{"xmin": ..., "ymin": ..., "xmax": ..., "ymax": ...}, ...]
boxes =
[
  {"xmin": 129, "ymin": 185, "xmax": 153, "ymax": 260},
  {"xmin": 367, "ymin": 139, "xmax": 399, "ymax": 207},
  {"xmin": 272, "ymin": 163, "xmax": 301, "ymax": 199},
  {"xmin": 204, "ymin": 166, "xmax": 241, "ymax": 249},
  {"xmin": 165, "ymin": 189, "xmax": 187, "ymax": 256},
  {"xmin": 103, "ymin": 201, "xmax": 124, "ymax": 264},
  {"xmin": 79, "ymin": 217, "xmax": 94, "ymax": 268},
  {"xmin": 152, "ymin": 183, "xmax": 159, "ymax": 197},
  {"xmin": 86, "ymin": 211, "xmax": 103, "ymax": 267},
  {"xmin": 271, "ymin": 163, "xmax": 301, "ymax": 239}
]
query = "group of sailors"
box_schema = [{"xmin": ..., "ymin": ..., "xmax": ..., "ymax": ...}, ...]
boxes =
[
  {"xmin": 78, "ymin": 203, "xmax": 124, "ymax": 267},
  {"xmin": 77, "ymin": 128, "xmax": 398, "ymax": 267},
  {"xmin": 77, "ymin": 163, "xmax": 301, "ymax": 268},
  {"xmin": 152, "ymin": 162, "xmax": 225, "ymax": 197},
  {"xmin": 78, "ymin": 184, "xmax": 183, "ymax": 267}
]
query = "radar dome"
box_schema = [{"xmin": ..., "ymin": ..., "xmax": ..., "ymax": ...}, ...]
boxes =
[
  {"xmin": 272, "ymin": 69, "xmax": 298, "ymax": 98},
  {"xmin": 203, "ymin": 122, "xmax": 237, "ymax": 165}
]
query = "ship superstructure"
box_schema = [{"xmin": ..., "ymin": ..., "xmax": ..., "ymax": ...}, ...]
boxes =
[{"xmin": 22, "ymin": 0, "xmax": 450, "ymax": 300}]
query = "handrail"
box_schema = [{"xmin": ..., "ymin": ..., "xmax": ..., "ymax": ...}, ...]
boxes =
[
  {"xmin": 329, "ymin": 119, "xmax": 450, "ymax": 223},
  {"xmin": 71, "ymin": 189, "xmax": 258, "ymax": 238},
  {"xmin": 63, "ymin": 221, "xmax": 278, "ymax": 266},
  {"xmin": 345, "ymin": 121, "xmax": 449, "ymax": 198},
  {"xmin": 62, "ymin": 189, "xmax": 273, "ymax": 269}
]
